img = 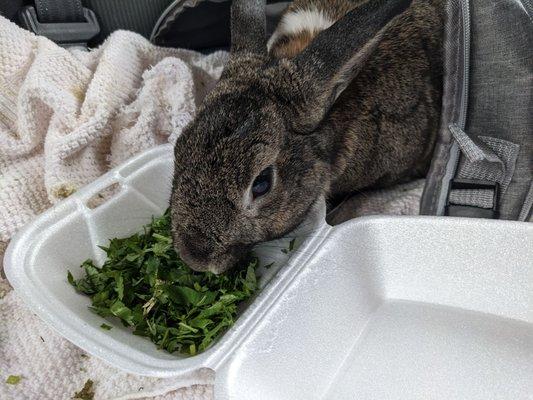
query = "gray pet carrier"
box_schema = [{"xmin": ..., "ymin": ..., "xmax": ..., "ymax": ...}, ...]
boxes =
[
  {"xmin": 420, "ymin": 0, "xmax": 533, "ymax": 221},
  {"xmin": 6, "ymin": 0, "xmax": 532, "ymax": 221},
  {"xmin": 151, "ymin": 0, "xmax": 533, "ymax": 223}
]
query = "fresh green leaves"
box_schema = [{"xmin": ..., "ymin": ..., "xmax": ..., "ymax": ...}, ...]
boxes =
[
  {"xmin": 68, "ymin": 210, "xmax": 259, "ymax": 355},
  {"xmin": 289, "ymin": 238, "xmax": 296, "ymax": 251},
  {"xmin": 281, "ymin": 238, "xmax": 296, "ymax": 254},
  {"xmin": 6, "ymin": 375, "xmax": 22, "ymax": 385}
]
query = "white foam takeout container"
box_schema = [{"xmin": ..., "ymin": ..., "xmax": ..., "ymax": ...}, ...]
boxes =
[{"xmin": 5, "ymin": 145, "xmax": 533, "ymax": 399}]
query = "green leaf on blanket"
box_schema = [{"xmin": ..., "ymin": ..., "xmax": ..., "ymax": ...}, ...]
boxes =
[
  {"xmin": 68, "ymin": 209, "xmax": 260, "ymax": 356},
  {"xmin": 73, "ymin": 379, "xmax": 95, "ymax": 400},
  {"xmin": 6, "ymin": 375, "xmax": 22, "ymax": 385},
  {"xmin": 289, "ymin": 238, "xmax": 296, "ymax": 251}
]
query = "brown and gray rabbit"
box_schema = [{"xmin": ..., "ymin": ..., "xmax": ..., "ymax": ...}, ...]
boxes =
[{"xmin": 171, "ymin": 0, "xmax": 444, "ymax": 273}]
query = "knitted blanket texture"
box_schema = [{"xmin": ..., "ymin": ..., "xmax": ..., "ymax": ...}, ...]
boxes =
[{"xmin": 0, "ymin": 17, "xmax": 423, "ymax": 400}]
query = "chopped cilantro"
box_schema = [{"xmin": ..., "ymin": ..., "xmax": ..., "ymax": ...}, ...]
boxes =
[
  {"xmin": 288, "ymin": 238, "xmax": 296, "ymax": 251},
  {"xmin": 264, "ymin": 262, "xmax": 274, "ymax": 269},
  {"xmin": 281, "ymin": 238, "xmax": 297, "ymax": 254},
  {"xmin": 6, "ymin": 375, "xmax": 21, "ymax": 385},
  {"xmin": 68, "ymin": 210, "xmax": 259, "ymax": 355}
]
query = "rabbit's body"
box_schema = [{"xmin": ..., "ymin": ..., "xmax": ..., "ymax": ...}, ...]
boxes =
[
  {"xmin": 268, "ymin": 0, "xmax": 443, "ymax": 195},
  {"xmin": 171, "ymin": 0, "xmax": 444, "ymax": 273}
]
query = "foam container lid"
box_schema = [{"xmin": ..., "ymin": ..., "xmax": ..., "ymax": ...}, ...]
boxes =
[{"xmin": 5, "ymin": 145, "xmax": 533, "ymax": 399}]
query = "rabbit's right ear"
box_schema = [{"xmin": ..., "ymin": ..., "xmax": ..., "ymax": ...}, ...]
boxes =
[
  {"xmin": 229, "ymin": 0, "xmax": 267, "ymax": 56},
  {"xmin": 221, "ymin": 0, "xmax": 267, "ymax": 79},
  {"xmin": 283, "ymin": 0, "xmax": 413, "ymax": 133}
]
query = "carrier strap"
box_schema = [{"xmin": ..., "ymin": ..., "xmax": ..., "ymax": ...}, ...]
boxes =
[{"xmin": 445, "ymin": 124, "xmax": 520, "ymax": 218}]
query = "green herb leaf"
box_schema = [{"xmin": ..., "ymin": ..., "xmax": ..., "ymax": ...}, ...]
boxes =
[
  {"xmin": 6, "ymin": 375, "xmax": 21, "ymax": 385},
  {"xmin": 67, "ymin": 209, "xmax": 259, "ymax": 355},
  {"xmin": 109, "ymin": 300, "xmax": 135, "ymax": 325},
  {"xmin": 288, "ymin": 238, "xmax": 296, "ymax": 251},
  {"xmin": 100, "ymin": 323, "xmax": 112, "ymax": 330},
  {"xmin": 115, "ymin": 274, "xmax": 124, "ymax": 300},
  {"xmin": 166, "ymin": 286, "xmax": 204, "ymax": 306},
  {"xmin": 67, "ymin": 271, "xmax": 75, "ymax": 285}
]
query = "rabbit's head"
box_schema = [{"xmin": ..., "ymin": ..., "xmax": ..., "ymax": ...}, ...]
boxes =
[{"xmin": 171, "ymin": 0, "xmax": 412, "ymax": 273}]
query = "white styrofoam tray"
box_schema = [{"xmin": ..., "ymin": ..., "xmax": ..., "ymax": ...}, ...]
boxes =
[{"xmin": 5, "ymin": 144, "xmax": 533, "ymax": 399}]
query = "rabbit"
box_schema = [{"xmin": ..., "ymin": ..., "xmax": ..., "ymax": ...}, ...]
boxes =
[{"xmin": 170, "ymin": 0, "xmax": 444, "ymax": 273}]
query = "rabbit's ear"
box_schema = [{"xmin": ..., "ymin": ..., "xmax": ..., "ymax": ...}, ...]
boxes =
[
  {"xmin": 230, "ymin": 0, "xmax": 267, "ymax": 56},
  {"xmin": 288, "ymin": 0, "xmax": 412, "ymax": 133}
]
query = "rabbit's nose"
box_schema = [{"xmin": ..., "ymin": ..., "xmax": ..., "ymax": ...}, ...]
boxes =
[
  {"xmin": 181, "ymin": 249, "xmax": 232, "ymax": 274},
  {"xmin": 178, "ymin": 246, "xmax": 208, "ymax": 271},
  {"xmin": 176, "ymin": 237, "xmax": 213, "ymax": 272},
  {"xmin": 177, "ymin": 246, "xmax": 193, "ymax": 264}
]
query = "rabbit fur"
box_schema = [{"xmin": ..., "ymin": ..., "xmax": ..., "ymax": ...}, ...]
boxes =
[{"xmin": 170, "ymin": 0, "xmax": 444, "ymax": 273}]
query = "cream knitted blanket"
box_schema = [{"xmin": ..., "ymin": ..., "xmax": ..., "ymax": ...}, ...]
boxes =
[
  {"xmin": 0, "ymin": 17, "xmax": 227, "ymax": 251},
  {"xmin": 0, "ymin": 16, "xmax": 424, "ymax": 400},
  {"xmin": 0, "ymin": 16, "xmax": 226, "ymax": 400}
]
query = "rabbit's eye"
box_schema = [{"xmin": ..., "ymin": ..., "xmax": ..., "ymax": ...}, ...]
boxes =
[{"xmin": 252, "ymin": 167, "xmax": 273, "ymax": 199}]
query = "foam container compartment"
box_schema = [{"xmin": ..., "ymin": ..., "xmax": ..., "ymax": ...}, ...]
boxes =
[{"xmin": 5, "ymin": 145, "xmax": 533, "ymax": 399}]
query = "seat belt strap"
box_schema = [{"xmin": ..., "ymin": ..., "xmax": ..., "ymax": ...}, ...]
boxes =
[
  {"xmin": 34, "ymin": 0, "xmax": 85, "ymax": 23},
  {"xmin": 19, "ymin": 0, "xmax": 100, "ymax": 47},
  {"xmin": 86, "ymin": 0, "xmax": 174, "ymax": 41}
]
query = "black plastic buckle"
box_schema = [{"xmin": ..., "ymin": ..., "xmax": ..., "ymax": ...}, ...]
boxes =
[
  {"xmin": 19, "ymin": 5, "xmax": 100, "ymax": 47},
  {"xmin": 445, "ymin": 179, "xmax": 500, "ymax": 219}
]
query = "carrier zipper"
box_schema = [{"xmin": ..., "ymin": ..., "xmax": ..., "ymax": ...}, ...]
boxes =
[
  {"xmin": 457, "ymin": 0, "xmax": 471, "ymax": 130},
  {"xmin": 437, "ymin": 0, "xmax": 471, "ymax": 215},
  {"xmin": 448, "ymin": 0, "xmax": 471, "ymax": 175}
]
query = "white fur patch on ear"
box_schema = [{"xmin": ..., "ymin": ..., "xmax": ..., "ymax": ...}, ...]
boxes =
[{"xmin": 268, "ymin": 7, "xmax": 335, "ymax": 50}]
